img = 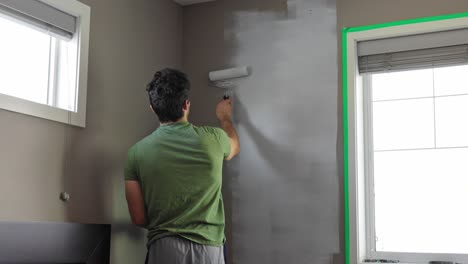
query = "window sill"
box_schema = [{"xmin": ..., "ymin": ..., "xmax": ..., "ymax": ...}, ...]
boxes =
[
  {"xmin": 361, "ymin": 262, "xmax": 419, "ymax": 264},
  {"xmin": 361, "ymin": 263, "xmax": 413, "ymax": 264},
  {"xmin": 0, "ymin": 93, "xmax": 85, "ymax": 127}
]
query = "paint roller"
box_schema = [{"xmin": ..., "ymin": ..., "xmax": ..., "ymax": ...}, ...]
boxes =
[{"xmin": 209, "ymin": 66, "xmax": 250, "ymax": 99}]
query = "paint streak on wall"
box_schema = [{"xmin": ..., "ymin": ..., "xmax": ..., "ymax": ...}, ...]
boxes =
[{"xmin": 223, "ymin": 1, "xmax": 339, "ymax": 263}]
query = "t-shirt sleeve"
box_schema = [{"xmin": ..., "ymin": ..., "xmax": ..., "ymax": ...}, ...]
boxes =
[
  {"xmin": 214, "ymin": 128, "xmax": 231, "ymax": 158},
  {"xmin": 124, "ymin": 145, "xmax": 139, "ymax": 181}
]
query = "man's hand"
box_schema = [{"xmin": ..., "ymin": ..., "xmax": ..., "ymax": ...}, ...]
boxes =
[{"xmin": 216, "ymin": 98, "xmax": 233, "ymax": 122}]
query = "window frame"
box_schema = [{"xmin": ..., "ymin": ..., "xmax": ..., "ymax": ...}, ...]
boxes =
[
  {"xmin": 0, "ymin": 0, "xmax": 90, "ymax": 127},
  {"xmin": 343, "ymin": 14, "xmax": 468, "ymax": 264}
]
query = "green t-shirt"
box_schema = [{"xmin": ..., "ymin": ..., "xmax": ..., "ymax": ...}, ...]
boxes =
[{"xmin": 124, "ymin": 121, "xmax": 231, "ymax": 247}]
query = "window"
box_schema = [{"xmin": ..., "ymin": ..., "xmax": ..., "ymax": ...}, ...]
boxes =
[
  {"xmin": 344, "ymin": 14, "xmax": 468, "ymax": 264},
  {"xmin": 365, "ymin": 66, "xmax": 468, "ymax": 258},
  {"xmin": 0, "ymin": 0, "xmax": 90, "ymax": 127}
]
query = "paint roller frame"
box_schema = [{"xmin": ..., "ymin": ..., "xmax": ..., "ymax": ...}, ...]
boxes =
[{"xmin": 209, "ymin": 66, "xmax": 251, "ymax": 99}]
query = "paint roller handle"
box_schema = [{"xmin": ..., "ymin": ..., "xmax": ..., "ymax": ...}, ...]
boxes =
[{"xmin": 216, "ymin": 98, "xmax": 233, "ymax": 122}]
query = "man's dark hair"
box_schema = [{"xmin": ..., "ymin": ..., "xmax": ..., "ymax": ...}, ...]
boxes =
[{"xmin": 146, "ymin": 68, "xmax": 190, "ymax": 123}]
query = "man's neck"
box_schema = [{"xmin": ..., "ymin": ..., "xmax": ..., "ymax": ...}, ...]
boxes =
[{"xmin": 160, "ymin": 117, "xmax": 188, "ymax": 126}]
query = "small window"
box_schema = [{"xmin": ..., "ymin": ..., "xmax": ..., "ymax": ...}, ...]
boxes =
[{"xmin": 0, "ymin": 0, "xmax": 90, "ymax": 127}]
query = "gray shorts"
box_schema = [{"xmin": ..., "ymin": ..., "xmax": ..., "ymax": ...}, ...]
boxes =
[{"xmin": 147, "ymin": 236, "xmax": 225, "ymax": 264}]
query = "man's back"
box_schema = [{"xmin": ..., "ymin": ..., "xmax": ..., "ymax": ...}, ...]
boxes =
[
  {"xmin": 125, "ymin": 121, "xmax": 231, "ymax": 247},
  {"xmin": 125, "ymin": 68, "xmax": 239, "ymax": 264}
]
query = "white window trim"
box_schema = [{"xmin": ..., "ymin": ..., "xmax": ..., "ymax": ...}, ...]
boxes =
[
  {"xmin": 0, "ymin": 0, "xmax": 90, "ymax": 127},
  {"xmin": 345, "ymin": 17, "xmax": 468, "ymax": 264}
]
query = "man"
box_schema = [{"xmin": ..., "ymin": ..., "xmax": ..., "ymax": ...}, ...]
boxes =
[{"xmin": 124, "ymin": 68, "xmax": 240, "ymax": 264}]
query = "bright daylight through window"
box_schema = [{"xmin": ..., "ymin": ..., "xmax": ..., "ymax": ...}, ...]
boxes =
[
  {"xmin": 365, "ymin": 65, "xmax": 468, "ymax": 255},
  {"xmin": 0, "ymin": 13, "xmax": 77, "ymax": 111},
  {"xmin": 0, "ymin": 0, "xmax": 89, "ymax": 127}
]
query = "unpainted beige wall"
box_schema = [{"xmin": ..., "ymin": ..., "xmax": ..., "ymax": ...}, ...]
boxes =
[
  {"xmin": 0, "ymin": 0, "xmax": 182, "ymax": 263},
  {"xmin": 338, "ymin": 0, "xmax": 468, "ymax": 28}
]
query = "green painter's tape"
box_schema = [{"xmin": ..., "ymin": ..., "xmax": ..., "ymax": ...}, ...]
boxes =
[
  {"xmin": 342, "ymin": 26, "xmax": 350, "ymax": 264},
  {"xmin": 341, "ymin": 12, "xmax": 468, "ymax": 264}
]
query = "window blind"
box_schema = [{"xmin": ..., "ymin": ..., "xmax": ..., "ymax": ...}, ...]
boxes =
[
  {"xmin": 358, "ymin": 28, "xmax": 468, "ymax": 73},
  {"xmin": 0, "ymin": 0, "xmax": 76, "ymax": 40}
]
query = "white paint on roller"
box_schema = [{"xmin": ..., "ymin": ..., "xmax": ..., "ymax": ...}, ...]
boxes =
[
  {"xmin": 209, "ymin": 66, "xmax": 250, "ymax": 82},
  {"xmin": 173, "ymin": 0, "xmax": 216, "ymax": 6}
]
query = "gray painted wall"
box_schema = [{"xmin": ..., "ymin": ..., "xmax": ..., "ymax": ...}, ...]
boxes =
[
  {"xmin": 225, "ymin": 1, "xmax": 339, "ymax": 264},
  {"xmin": 184, "ymin": 1, "xmax": 468, "ymax": 264},
  {"xmin": 184, "ymin": 1, "xmax": 340, "ymax": 263},
  {"xmin": 0, "ymin": 0, "xmax": 182, "ymax": 263}
]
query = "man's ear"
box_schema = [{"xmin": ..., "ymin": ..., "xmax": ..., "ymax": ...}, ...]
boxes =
[{"xmin": 183, "ymin": 100, "xmax": 190, "ymax": 111}]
